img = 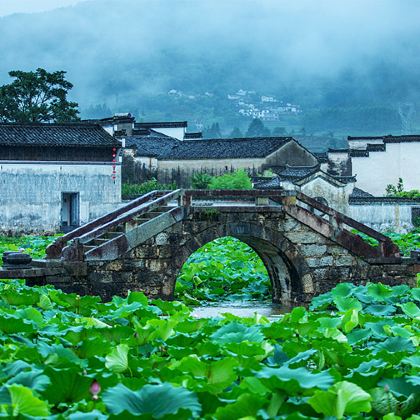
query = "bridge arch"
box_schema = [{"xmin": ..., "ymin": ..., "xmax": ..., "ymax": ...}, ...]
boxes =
[{"xmin": 171, "ymin": 221, "xmax": 313, "ymax": 303}]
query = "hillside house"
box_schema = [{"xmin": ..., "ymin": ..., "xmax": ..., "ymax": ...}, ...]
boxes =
[{"xmin": 0, "ymin": 123, "xmax": 122, "ymax": 233}]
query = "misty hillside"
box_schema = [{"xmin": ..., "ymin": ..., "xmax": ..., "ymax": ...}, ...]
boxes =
[{"xmin": 1, "ymin": 0, "xmax": 420, "ymax": 138}]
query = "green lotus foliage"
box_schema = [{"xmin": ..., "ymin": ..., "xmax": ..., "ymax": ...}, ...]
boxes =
[
  {"xmin": 176, "ymin": 236, "xmax": 271, "ymax": 303},
  {"xmin": 0, "ymin": 280, "xmax": 418, "ymax": 418}
]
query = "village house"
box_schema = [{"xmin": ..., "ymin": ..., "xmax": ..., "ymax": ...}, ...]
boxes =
[
  {"xmin": 123, "ymin": 133, "xmax": 319, "ymax": 187},
  {"xmin": 0, "ymin": 123, "xmax": 122, "ymax": 233}
]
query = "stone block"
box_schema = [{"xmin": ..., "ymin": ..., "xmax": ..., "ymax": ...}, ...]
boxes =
[
  {"xmin": 306, "ymin": 256, "xmax": 333, "ymax": 268},
  {"xmin": 334, "ymin": 256, "xmax": 355, "ymax": 267},
  {"xmin": 300, "ymin": 244, "xmax": 327, "ymax": 257},
  {"xmin": 284, "ymin": 231, "xmax": 322, "ymax": 244}
]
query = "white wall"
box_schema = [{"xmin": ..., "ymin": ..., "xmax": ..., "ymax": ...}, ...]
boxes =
[
  {"xmin": 0, "ymin": 162, "xmax": 121, "ymax": 233},
  {"xmin": 152, "ymin": 126, "xmax": 185, "ymax": 140},
  {"xmin": 349, "ymin": 202, "xmax": 417, "ymax": 232},
  {"xmin": 352, "ymin": 142, "xmax": 420, "ymax": 195},
  {"xmin": 348, "ymin": 138, "xmax": 383, "ymax": 150},
  {"xmin": 300, "ymin": 177, "xmax": 353, "ymax": 213}
]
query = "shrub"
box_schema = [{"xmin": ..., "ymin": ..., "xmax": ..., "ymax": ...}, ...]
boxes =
[
  {"xmin": 209, "ymin": 169, "xmax": 252, "ymax": 190},
  {"xmin": 191, "ymin": 172, "xmax": 213, "ymax": 189},
  {"xmin": 122, "ymin": 179, "xmax": 176, "ymax": 199}
]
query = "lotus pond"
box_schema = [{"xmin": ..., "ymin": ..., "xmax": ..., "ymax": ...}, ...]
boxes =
[
  {"xmin": 0, "ymin": 235, "xmax": 419, "ymax": 418},
  {"xmin": 0, "ymin": 280, "xmax": 419, "ymax": 418}
]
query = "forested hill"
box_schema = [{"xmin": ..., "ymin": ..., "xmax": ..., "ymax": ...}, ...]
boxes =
[{"xmin": 1, "ymin": 0, "xmax": 420, "ymax": 136}]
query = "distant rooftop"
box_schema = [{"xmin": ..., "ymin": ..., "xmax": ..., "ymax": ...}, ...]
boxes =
[
  {"xmin": 184, "ymin": 132, "xmax": 203, "ymax": 139},
  {"xmin": 135, "ymin": 121, "xmax": 188, "ymax": 129},
  {"xmin": 0, "ymin": 123, "xmax": 120, "ymax": 148},
  {"xmin": 159, "ymin": 137, "xmax": 294, "ymax": 160},
  {"xmin": 83, "ymin": 113, "xmax": 135, "ymax": 125},
  {"xmin": 348, "ymin": 134, "xmax": 420, "ymax": 143},
  {"xmin": 125, "ymin": 135, "xmax": 296, "ymax": 160}
]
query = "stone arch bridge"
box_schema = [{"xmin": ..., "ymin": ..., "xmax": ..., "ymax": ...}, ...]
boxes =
[{"xmin": 2, "ymin": 189, "xmax": 419, "ymax": 303}]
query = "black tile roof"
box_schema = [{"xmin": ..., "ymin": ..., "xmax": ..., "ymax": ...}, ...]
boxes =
[
  {"xmin": 350, "ymin": 187, "xmax": 374, "ymax": 198},
  {"xmin": 350, "ymin": 149, "xmax": 369, "ymax": 157},
  {"xmin": 83, "ymin": 113, "xmax": 135, "ymax": 125},
  {"xmin": 184, "ymin": 132, "xmax": 203, "ymax": 139},
  {"xmin": 384, "ymin": 135, "xmax": 420, "ymax": 143},
  {"xmin": 253, "ymin": 176, "xmax": 282, "ymax": 189},
  {"xmin": 314, "ymin": 152, "xmax": 328, "ymax": 163},
  {"xmin": 135, "ymin": 121, "xmax": 187, "ymax": 129},
  {"xmin": 277, "ymin": 165, "xmax": 319, "ymax": 181},
  {"xmin": 0, "ymin": 123, "xmax": 119, "ymax": 148},
  {"xmin": 159, "ymin": 137, "xmax": 294, "ymax": 160},
  {"xmin": 328, "ymin": 148, "xmax": 349, "ymax": 153},
  {"xmin": 125, "ymin": 136, "xmax": 177, "ymax": 158},
  {"xmin": 348, "ymin": 136, "xmax": 384, "ymax": 141},
  {"xmin": 366, "ymin": 143, "xmax": 386, "ymax": 152},
  {"xmin": 348, "ymin": 134, "xmax": 420, "ymax": 144}
]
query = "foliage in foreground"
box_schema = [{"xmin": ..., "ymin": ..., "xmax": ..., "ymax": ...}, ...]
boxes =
[
  {"xmin": 176, "ymin": 237, "xmax": 271, "ymax": 304},
  {"xmin": 0, "ymin": 281, "xmax": 419, "ymax": 419}
]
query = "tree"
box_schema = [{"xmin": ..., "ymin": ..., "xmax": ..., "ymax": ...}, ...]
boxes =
[
  {"xmin": 246, "ymin": 118, "xmax": 270, "ymax": 137},
  {"xmin": 0, "ymin": 68, "xmax": 79, "ymax": 123},
  {"xmin": 229, "ymin": 127, "xmax": 243, "ymax": 138},
  {"xmin": 204, "ymin": 122, "xmax": 222, "ymax": 138}
]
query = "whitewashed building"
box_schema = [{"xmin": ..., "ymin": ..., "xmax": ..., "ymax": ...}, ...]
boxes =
[{"xmin": 0, "ymin": 123, "xmax": 122, "ymax": 233}]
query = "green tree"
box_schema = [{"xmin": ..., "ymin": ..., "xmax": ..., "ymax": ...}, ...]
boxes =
[
  {"xmin": 246, "ymin": 118, "xmax": 270, "ymax": 137},
  {"xmin": 0, "ymin": 68, "xmax": 79, "ymax": 123}
]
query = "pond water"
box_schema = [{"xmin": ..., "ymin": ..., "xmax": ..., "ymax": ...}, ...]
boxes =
[{"xmin": 191, "ymin": 300, "xmax": 290, "ymax": 320}]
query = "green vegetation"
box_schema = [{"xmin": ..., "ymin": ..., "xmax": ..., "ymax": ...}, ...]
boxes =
[
  {"xmin": 176, "ymin": 237, "xmax": 270, "ymax": 304},
  {"xmin": 386, "ymin": 178, "xmax": 420, "ymax": 199},
  {"xmin": 354, "ymin": 229, "xmax": 420, "ymax": 256},
  {"xmin": 208, "ymin": 169, "xmax": 252, "ymax": 190},
  {"xmin": 0, "ymin": 280, "xmax": 418, "ymax": 418},
  {"xmin": 0, "ymin": 68, "xmax": 79, "ymax": 123},
  {"xmin": 191, "ymin": 169, "xmax": 253, "ymax": 190},
  {"xmin": 122, "ymin": 179, "xmax": 176, "ymax": 199},
  {"xmin": 0, "ymin": 236, "xmax": 59, "ymax": 263},
  {"xmin": 191, "ymin": 172, "xmax": 213, "ymax": 189}
]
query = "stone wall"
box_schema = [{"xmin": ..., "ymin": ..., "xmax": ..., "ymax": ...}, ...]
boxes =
[{"xmin": 0, "ymin": 162, "xmax": 122, "ymax": 234}]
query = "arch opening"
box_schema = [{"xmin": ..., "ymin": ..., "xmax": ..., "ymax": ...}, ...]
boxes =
[
  {"xmin": 175, "ymin": 236, "xmax": 272, "ymax": 304},
  {"xmin": 173, "ymin": 224, "xmax": 306, "ymax": 305}
]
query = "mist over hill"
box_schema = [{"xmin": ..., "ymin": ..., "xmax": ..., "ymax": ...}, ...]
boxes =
[{"xmin": 1, "ymin": 0, "xmax": 420, "ymax": 137}]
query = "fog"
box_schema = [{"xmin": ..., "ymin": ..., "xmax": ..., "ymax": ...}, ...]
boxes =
[{"xmin": 0, "ymin": 0, "xmax": 419, "ymax": 127}]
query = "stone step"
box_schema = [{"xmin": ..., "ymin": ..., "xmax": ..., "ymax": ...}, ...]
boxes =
[
  {"xmin": 98, "ymin": 231, "xmax": 123, "ymax": 240},
  {"xmin": 83, "ymin": 245, "xmax": 96, "ymax": 252}
]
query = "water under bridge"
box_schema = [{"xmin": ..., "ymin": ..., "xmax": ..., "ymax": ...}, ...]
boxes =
[{"xmin": 1, "ymin": 189, "xmax": 419, "ymax": 303}]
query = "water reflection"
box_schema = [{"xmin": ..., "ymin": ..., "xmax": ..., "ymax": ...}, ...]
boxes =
[{"xmin": 191, "ymin": 301, "xmax": 290, "ymax": 320}]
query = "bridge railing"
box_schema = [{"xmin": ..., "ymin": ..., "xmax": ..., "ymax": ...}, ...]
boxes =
[
  {"xmin": 73, "ymin": 189, "xmax": 183, "ymax": 248},
  {"xmin": 294, "ymin": 192, "xmax": 400, "ymax": 259},
  {"xmin": 46, "ymin": 189, "xmax": 175, "ymax": 259},
  {"xmin": 183, "ymin": 189, "xmax": 292, "ymax": 206}
]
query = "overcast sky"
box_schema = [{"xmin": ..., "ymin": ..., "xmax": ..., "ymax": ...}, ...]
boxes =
[{"xmin": 0, "ymin": 0, "xmax": 89, "ymax": 16}]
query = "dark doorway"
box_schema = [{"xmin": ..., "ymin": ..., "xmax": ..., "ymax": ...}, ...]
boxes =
[{"xmin": 61, "ymin": 192, "xmax": 80, "ymax": 232}]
